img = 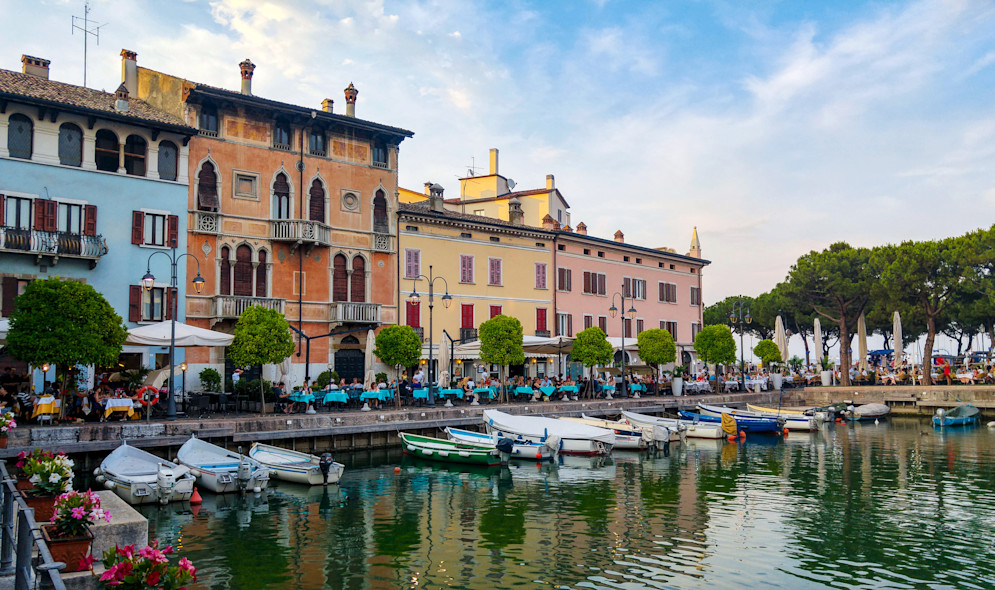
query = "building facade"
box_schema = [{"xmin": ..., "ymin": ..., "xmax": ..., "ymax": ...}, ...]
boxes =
[
  {"xmin": 0, "ymin": 54, "xmax": 195, "ymax": 388},
  {"xmin": 128, "ymin": 51, "xmax": 412, "ymax": 386}
]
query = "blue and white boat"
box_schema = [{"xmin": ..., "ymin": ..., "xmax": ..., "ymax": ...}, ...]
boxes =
[
  {"xmin": 933, "ymin": 405, "xmax": 980, "ymax": 427},
  {"xmin": 445, "ymin": 427, "xmax": 554, "ymax": 461},
  {"xmin": 95, "ymin": 442, "xmax": 195, "ymax": 505},
  {"xmin": 697, "ymin": 403, "xmax": 818, "ymax": 431},
  {"xmin": 177, "ymin": 435, "xmax": 269, "ymax": 494},
  {"xmin": 249, "ymin": 443, "xmax": 344, "ymax": 485},
  {"xmin": 678, "ymin": 410, "xmax": 782, "ymax": 433}
]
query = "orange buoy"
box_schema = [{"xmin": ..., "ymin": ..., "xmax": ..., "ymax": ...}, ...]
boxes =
[
  {"xmin": 394, "ymin": 466, "xmax": 401, "ymax": 474},
  {"xmin": 739, "ymin": 430, "xmax": 746, "ymax": 439},
  {"xmin": 535, "ymin": 452, "xmax": 542, "ymax": 460},
  {"xmin": 190, "ymin": 503, "xmax": 201, "ymax": 517},
  {"xmin": 189, "ymin": 487, "xmax": 202, "ymax": 505},
  {"xmin": 727, "ymin": 435, "xmax": 737, "ymax": 442},
  {"xmin": 783, "ymin": 427, "xmax": 790, "ymax": 436}
]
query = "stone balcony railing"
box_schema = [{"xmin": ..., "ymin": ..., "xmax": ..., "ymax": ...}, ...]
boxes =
[
  {"xmin": 0, "ymin": 226, "xmax": 106, "ymax": 265},
  {"xmin": 212, "ymin": 295, "xmax": 285, "ymax": 321},
  {"xmin": 328, "ymin": 302, "xmax": 381, "ymax": 324},
  {"xmin": 271, "ymin": 219, "xmax": 331, "ymax": 248},
  {"xmin": 192, "ymin": 211, "xmax": 219, "ymax": 234}
]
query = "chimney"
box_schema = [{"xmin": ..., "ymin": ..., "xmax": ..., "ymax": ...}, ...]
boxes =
[
  {"xmin": 321, "ymin": 98, "xmax": 334, "ymax": 113},
  {"xmin": 119, "ymin": 49, "xmax": 138, "ymax": 95},
  {"xmin": 576, "ymin": 222, "xmax": 587, "ymax": 235},
  {"xmin": 239, "ymin": 59, "xmax": 255, "ymax": 95},
  {"xmin": 423, "ymin": 182, "xmax": 433, "ymax": 195},
  {"xmin": 562, "ymin": 225, "xmax": 572, "ymax": 233},
  {"xmin": 541, "ymin": 214, "xmax": 556, "ymax": 231},
  {"xmin": 21, "ymin": 55, "xmax": 50, "ymax": 79},
  {"xmin": 546, "ymin": 174, "xmax": 555, "ymax": 190},
  {"xmin": 428, "ymin": 183, "xmax": 445, "ymax": 212},
  {"xmin": 344, "ymin": 82, "xmax": 358, "ymax": 117},
  {"xmin": 114, "ymin": 83, "xmax": 130, "ymax": 112},
  {"xmin": 489, "ymin": 148, "xmax": 499, "ymax": 175},
  {"xmin": 614, "ymin": 230, "xmax": 624, "ymax": 243},
  {"xmin": 508, "ymin": 197, "xmax": 524, "ymax": 226}
]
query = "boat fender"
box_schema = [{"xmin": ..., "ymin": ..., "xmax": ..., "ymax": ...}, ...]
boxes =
[
  {"xmin": 407, "ymin": 445, "xmax": 417, "ymax": 452},
  {"xmin": 437, "ymin": 451, "xmax": 450, "ymax": 457},
  {"xmin": 496, "ymin": 438, "xmax": 515, "ymax": 455},
  {"xmin": 92, "ymin": 467, "xmax": 101, "ymax": 477},
  {"xmin": 458, "ymin": 451, "xmax": 471, "ymax": 458},
  {"xmin": 988, "ymin": 421, "xmax": 995, "ymax": 428},
  {"xmin": 95, "ymin": 475, "xmax": 106, "ymax": 484},
  {"xmin": 783, "ymin": 427, "xmax": 789, "ymax": 436},
  {"xmin": 104, "ymin": 480, "xmax": 116, "ymax": 490}
]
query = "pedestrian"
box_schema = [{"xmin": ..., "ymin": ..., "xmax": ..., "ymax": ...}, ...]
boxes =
[{"xmin": 942, "ymin": 359, "xmax": 953, "ymax": 386}]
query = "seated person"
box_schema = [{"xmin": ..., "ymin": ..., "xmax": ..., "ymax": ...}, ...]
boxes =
[
  {"xmin": 273, "ymin": 382, "xmax": 293, "ymax": 414},
  {"xmin": 0, "ymin": 385, "xmax": 15, "ymax": 414}
]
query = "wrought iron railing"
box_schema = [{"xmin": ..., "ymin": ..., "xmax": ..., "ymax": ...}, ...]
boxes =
[
  {"xmin": 460, "ymin": 328, "xmax": 478, "ymax": 341},
  {"xmin": 0, "ymin": 227, "xmax": 106, "ymax": 260},
  {"xmin": 213, "ymin": 295, "xmax": 285, "ymax": 319},
  {"xmin": 0, "ymin": 461, "xmax": 67, "ymax": 589},
  {"xmin": 535, "ymin": 330, "xmax": 551, "ymax": 337},
  {"xmin": 271, "ymin": 219, "xmax": 331, "ymax": 246},
  {"xmin": 328, "ymin": 302, "xmax": 381, "ymax": 324},
  {"xmin": 412, "ymin": 327, "xmax": 424, "ymax": 340}
]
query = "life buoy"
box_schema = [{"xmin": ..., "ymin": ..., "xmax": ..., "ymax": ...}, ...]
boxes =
[{"xmin": 136, "ymin": 386, "xmax": 158, "ymax": 406}]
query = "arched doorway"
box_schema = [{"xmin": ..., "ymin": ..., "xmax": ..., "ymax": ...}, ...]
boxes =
[{"xmin": 335, "ymin": 336, "xmax": 364, "ymax": 384}]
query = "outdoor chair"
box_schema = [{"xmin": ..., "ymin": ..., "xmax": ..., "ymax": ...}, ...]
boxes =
[
  {"xmin": 192, "ymin": 394, "xmax": 212, "ymax": 419},
  {"xmin": 220, "ymin": 392, "xmax": 239, "ymax": 415}
]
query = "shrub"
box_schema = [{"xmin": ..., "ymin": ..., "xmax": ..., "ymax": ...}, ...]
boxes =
[
  {"xmin": 316, "ymin": 370, "xmax": 338, "ymax": 389},
  {"xmin": 199, "ymin": 368, "xmax": 222, "ymax": 392}
]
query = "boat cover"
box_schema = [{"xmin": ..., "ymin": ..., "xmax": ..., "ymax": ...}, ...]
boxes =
[
  {"xmin": 101, "ymin": 443, "xmax": 185, "ymax": 479},
  {"xmin": 483, "ymin": 409, "xmax": 615, "ymax": 445},
  {"xmin": 249, "ymin": 445, "xmax": 315, "ymax": 466},
  {"xmin": 177, "ymin": 437, "xmax": 252, "ymax": 470},
  {"xmin": 853, "ymin": 403, "xmax": 890, "ymax": 417}
]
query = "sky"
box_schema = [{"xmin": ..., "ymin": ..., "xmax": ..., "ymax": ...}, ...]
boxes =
[{"xmin": 3, "ymin": 0, "xmax": 995, "ymax": 359}]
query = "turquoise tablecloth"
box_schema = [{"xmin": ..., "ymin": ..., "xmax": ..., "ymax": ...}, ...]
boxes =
[
  {"xmin": 629, "ymin": 384, "xmax": 646, "ymax": 393},
  {"xmin": 538, "ymin": 386, "xmax": 556, "ymax": 396},
  {"xmin": 559, "ymin": 385, "xmax": 579, "ymax": 394},
  {"xmin": 361, "ymin": 390, "xmax": 394, "ymax": 402},
  {"xmin": 412, "ymin": 389, "xmax": 429, "ymax": 400},
  {"xmin": 515, "ymin": 386, "xmax": 534, "ymax": 397},
  {"xmin": 473, "ymin": 387, "xmax": 496, "ymax": 399},
  {"xmin": 289, "ymin": 393, "xmax": 316, "ymax": 403},
  {"xmin": 438, "ymin": 388, "xmax": 464, "ymax": 399},
  {"xmin": 323, "ymin": 391, "xmax": 348, "ymax": 404}
]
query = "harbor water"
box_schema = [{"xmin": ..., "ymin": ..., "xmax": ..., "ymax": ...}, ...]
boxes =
[{"xmin": 138, "ymin": 418, "xmax": 995, "ymax": 589}]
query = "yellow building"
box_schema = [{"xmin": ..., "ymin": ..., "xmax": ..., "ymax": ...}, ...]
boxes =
[{"xmin": 397, "ymin": 184, "xmax": 555, "ymax": 379}]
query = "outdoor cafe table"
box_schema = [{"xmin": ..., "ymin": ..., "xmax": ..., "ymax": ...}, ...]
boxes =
[
  {"xmin": 31, "ymin": 396, "xmax": 61, "ymax": 420},
  {"xmin": 322, "ymin": 390, "xmax": 349, "ymax": 405},
  {"xmin": 437, "ymin": 388, "xmax": 464, "ymax": 400},
  {"xmin": 723, "ymin": 380, "xmax": 740, "ymax": 391},
  {"xmin": 956, "ymin": 373, "xmax": 975, "ymax": 384},
  {"xmin": 473, "ymin": 387, "xmax": 496, "ymax": 400},
  {"xmin": 411, "ymin": 387, "xmax": 429, "ymax": 402},
  {"xmin": 361, "ymin": 390, "xmax": 394, "ymax": 403},
  {"xmin": 290, "ymin": 393, "xmax": 316, "ymax": 404},
  {"xmin": 538, "ymin": 386, "xmax": 557, "ymax": 398},
  {"xmin": 103, "ymin": 398, "xmax": 135, "ymax": 419},
  {"xmin": 558, "ymin": 385, "xmax": 580, "ymax": 398},
  {"xmin": 514, "ymin": 386, "xmax": 536, "ymax": 399},
  {"xmin": 629, "ymin": 383, "xmax": 646, "ymax": 395}
]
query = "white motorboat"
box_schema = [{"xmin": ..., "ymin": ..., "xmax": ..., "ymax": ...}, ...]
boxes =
[
  {"xmin": 697, "ymin": 403, "xmax": 818, "ymax": 431},
  {"xmin": 445, "ymin": 427, "xmax": 555, "ymax": 461},
  {"xmin": 562, "ymin": 416, "xmax": 679, "ymax": 448},
  {"xmin": 482, "ymin": 409, "xmax": 615, "ymax": 455},
  {"xmin": 621, "ymin": 410, "xmax": 725, "ymax": 439},
  {"xmin": 94, "ymin": 442, "xmax": 195, "ymax": 505},
  {"xmin": 249, "ymin": 443, "xmax": 344, "ymax": 486},
  {"xmin": 176, "ymin": 435, "xmax": 269, "ymax": 494}
]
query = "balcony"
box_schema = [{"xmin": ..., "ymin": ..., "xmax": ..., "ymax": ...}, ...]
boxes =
[
  {"xmin": 212, "ymin": 295, "xmax": 285, "ymax": 323},
  {"xmin": 459, "ymin": 328, "xmax": 478, "ymax": 341},
  {"xmin": 411, "ymin": 327, "xmax": 424, "ymax": 341},
  {"xmin": 193, "ymin": 211, "xmax": 219, "ymax": 234},
  {"xmin": 328, "ymin": 302, "xmax": 381, "ymax": 324},
  {"xmin": 0, "ymin": 227, "xmax": 107, "ymax": 267},
  {"xmin": 372, "ymin": 233, "xmax": 392, "ymax": 253},
  {"xmin": 535, "ymin": 330, "xmax": 551, "ymax": 338},
  {"xmin": 271, "ymin": 219, "xmax": 331, "ymax": 250}
]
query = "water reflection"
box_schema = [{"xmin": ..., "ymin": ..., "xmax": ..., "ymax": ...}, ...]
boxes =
[{"xmin": 143, "ymin": 418, "xmax": 995, "ymax": 589}]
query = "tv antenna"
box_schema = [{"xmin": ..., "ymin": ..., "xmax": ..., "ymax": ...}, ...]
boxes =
[
  {"xmin": 464, "ymin": 156, "xmax": 481, "ymax": 178},
  {"xmin": 72, "ymin": 1, "xmax": 106, "ymax": 87}
]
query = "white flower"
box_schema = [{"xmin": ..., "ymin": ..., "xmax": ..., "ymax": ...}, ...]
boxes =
[
  {"xmin": 48, "ymin": 473, "xmax": 61, "ymax": 483},
  {"xmin": 29, "ymin": 474, "xmax": 40, "ymax": 484},
  {"xmin": 61, "ymin": 481, "xmax": 71, "ymax": 492},
  {"xmin": 63, "ymin": 458, "xmax": 75, "ymax": 468}
]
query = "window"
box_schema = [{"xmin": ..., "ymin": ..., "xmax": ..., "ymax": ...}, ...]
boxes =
[
  {"xmin": 535, "ymin": 263, "xmax": 547, "ymax": 289},
  {"xmin": 536, "ymin": 308, "xmax": 547, "ymax": 333},
  {"xmin": 557, "ymin": 268, "xmax": 572, "ymax": 292},
  {"xmin": 59, "ymin": 203, "xmax": 82, "ymax": 234},
  {"xmin": 4, "ymin": 196, "xmax": 32, "ymax": 230},
  {"xmin": 660, "ymin": 321, "xmax": 678, "ymax": 340},
  {"xmin": 636, "ymin": 319, "xmax": 644, "ymax": 334},
  {"xmin": 624, "ymin": 278, "xmax": 646, "ymax": 300},
  {"xmin": 256, "ymin": 250, "xmax": 268, "ymax": 297},
  {"xmin": 406, "ymin": 301, "xmax": 420, "ymax": 328},
  {"xmin": 692, "ymin": 322, "xmax": 702, "ymax": 340},
  {"xmin": 670, "ymin": 264, "xmax": 675, "ymax": 270},
  {"xmin": 636, "ymin": 258, "xmax": 642, "ymax": 264},
  {"xmin": 405, "ymin": 225, "xmax": 419, "ymax": 232},
  {"xmin": 129, "ymin": 285, "xmax": 174, "ymax": 323},
  {"xmin": 199, "ymin": 105, "xmax": 219, "ymax": 135},
  {"xmin": 234, "ymin": 173, "xmax": 258, "ymax": 199},
  {"xmin": 197, "ymin": 162, "xmax": 220, "ymax": 211},
  {"xmin": 623, "ymin": 256, "xmax": 630, "ymax": 262},
  {"xmin": 583, "ymin": 272, "xmax": 607, "ymax": 295},
  {"xmin": 7, "ymin": 114, "xmax": 32, "ymax": 160},
  {"xmin": 143, "ymin": 213, "xmax": 167, "ymax": 247},
  {"xmin": 557, "ymin": 244, "xmax": 565, "ymax": 251},
  {"xmin": 373, "ymin": 190, "xmax": 389, "ymax": 233},
  {"xmin": 233, "ymin": 245, "xmax": 253, "ymax": 296},
  {"xmin": 58, "ymin": 123, "xmax": 83, "ymax": 167},
  {"xmin": 490, "ymin": 236, "xmax": 500, "ymax": 243},
  {"xmin": 459, "ymin": 255, "xmax": 474, "ymax": 283},
  {"xmin": 473, "ymin": 209, "xmax": 485, "ymax": 216},
  {"xmin": 1, "ymin": 277, "xmax": 30, "ymax": 317},
  {"xmin": 623, "ymin": 318, "xmax": 632, "ymax": 338},
  {"xmin": 598, "ymin": 316, "xmax": 608, "ymax": 333},
  {"xmin": 404, "ymin": 249, "xmax": 421, "ymax": 279},
  {"xmin": 273, "ymin": 121, "xmax": 291, "ymax": 150},
  {"xmin": 488, "ymin": 258, "xmax": 502, "ymax": 286},
  {"xmin": 158, "ymin": 141, "xmax": 178, "ymax": 181},
  {"xmin": 220, "ymin": 246, "xmax": 231, "ymax": 296},
  {"xmin": 309, "ymin": 131, "xmax": 326, "ymax": 156},
  {"xmin": 123, "ymin": 135, "xmax": 147, "ymax": 176},
  {"xmin": 584, "ymin": 314, "xmax": 593, "ymax": 330},
  {"xmin": 556, "ymin": 312, "xmax": 573, "ymax": 337},
  {"xmin": 309, "ymin": 179, "xmax": 325, "ymax": 222},
  {"xmin": 273, "ymin": 173, "xmax": 291, "ymax": 219},
  {"xmin": 583, "ymin": 248, "xmax": 590, "ymax": 255},
  {"xmin": 95, "ymin": 129, "xmax": 119, "ymax": 172},
  {"xmin": 536, "ymin": 242, "xmax": 545, "ymax": 248},
  {"xmin": 143, "ymin": 287, "xmax": 165, "ymax": 322},
  {"xmin": 372, "ymin": 143, "xmax": 388, "ymax": 168},
  {"xmin": 659, "ymin": 282, "xmax": 678, "ymax": 303},
  {"xmin": 351, "ymin": 256, "xmax": 366, "ymax": 302},
  {"xmin": 461, "ymin": 304, "xmax": 474, "ymax": 329},
  {"xmin": 691, "ymin": 268, "xmax": 696, "ymax": 274},
  {"xmin": 690, "ymin": 286, "xmax": 701, "ymax": 306},
  {"xmin": 597, "ymin": 251, "xmax": 604, "ymax": 258},
  {"xmin": 489, "ymin": 305, "xmax": 502, "ymax": 319},
  {"xmin": 460, "ymin": 232, "xmax": 472, "ymax": 239},
  {"xmin": 659, "ymin": 262, "xmax": 664, "ymax": 268},
  {"xmin": 333, "ymin": 254, "xmax": 348, "ymax": 302}
]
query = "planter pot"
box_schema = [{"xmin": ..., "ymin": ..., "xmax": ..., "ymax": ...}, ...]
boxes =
[
  {"xmin": 24, "ymin": 494, "xmax": 58, "ymax": 524},
  {"xmin": 0, "ymin": 434, "xmax": 7, "ymax": 449},
  {"xmin": 820, "ymin": 371, "xmax": 832, "ymax": 386},
  {"xmin": 771, "ymin": 374, "xmax": 783, "ymax": 390},
  {"xmin": 672, "ymin": 378, "xmax": 684, "ymax": 397},
  {"xmin": 15, "ymin": 477, "xmax": 33, "ymax": 492},
  {"xmin": 41, "ymin": 525, "xmax": 93, "ymax": 573}
]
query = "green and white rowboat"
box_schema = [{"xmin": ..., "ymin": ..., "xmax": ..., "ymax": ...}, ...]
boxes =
[{"xmin": 399, "ymin": 432, "xmax": 501, "ymax": 466}]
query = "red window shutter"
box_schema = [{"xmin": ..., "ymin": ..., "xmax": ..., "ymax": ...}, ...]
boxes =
[
  {"xmin": 583, "ymin": 271, "xmax": 592, "ymax": 294},
  {"xmin": 131, "ymin": 211, "xmax": 144, "ymax": 244},
  {"xmin": 461, "ymin": 304, "xmax": 474, "ymax": 329},
  {"xmin": 598, "ymin": 274, "xmax": 606, "ymax": 295},
  {"xmin": 584, "ymin": 315, "xmax": 593, "ymax": 330},
  {"xmin": 659, "ymin": 282, "xmax": 665, "ymax": 302},
  {"xmin": 128, "ymin": 285, "xmax": 141, "ymax": 322},
  {"xmin": 1, "ymin": 277, "xmax": 18, "ymax": 317},
  {"xmin": 536, "ymin": 308, "xmax": 546, "ymax": 331},
  {"xmin": 623, "ymin": 277, "xmax": 631, "ymax": 298},
  {"xmin": 0, "ymin": 194, "xmax": 5, "ymax": 226},
  {"xmin": 44, "ymin": 200, "xmax": 57, "ymax": 232},
  {"xmin": 256, "ymin": 251, "xmax": 267, "ymax": 297},
  {"xmin": 599, "ymin": 316, "xmax": 607, "ymax": 332},
  {"xmin": 220, "ymin": 247, "xmax": 231, "ymax": 296},
  {"xmin": 490, "ymin": 305, "xmax": 501, "ymax": 319},
  {"xmin": 637, "ymin": 319, "xmax": 644, "ymax": 334},
  {"xmin": 33, "ymin": 199, "xmax": 46, "ymax": 230},
  {"xmin": 164, "ymin": 287, "xmax": 178, "ymax": 320},
  {"xmin": 333, "ymin": 254, "xmax": 348, "ymax": 302},
  {"xmin": 350, "ymin": 256, "xmax": 366, "ymax": 302},
  {"xmin": 567, "ymin": 314, "xmax": 573, "ymax": 337},
  {"xmin": 83, "ymin": 204, "xmax": 97, "ymax": 236},
  {"xmin": 233, "ymin": 245, "xmax": 253, "ymax": 296},
  {"xmin": 535, "ymin": 263, "xmax": 546, "ymax": 289},
  {"xmin": 167, "ymin": 215, "xmax": 179, "ymax": 248},
  {"xmin": 406, "ymin": 301, "xmax": 420, "ymax": 328}
]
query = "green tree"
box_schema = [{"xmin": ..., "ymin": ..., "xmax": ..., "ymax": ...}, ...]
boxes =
[
  {"xmin": 478, "ymin": 315, "xmax": 524, "ymax": 402},
  {"xmin": 636, "ymin": 328, "xmax": 676, "ymax": 370},
  {"xmin": 227, "ymin": 305, "xmax": 295, "ymax": 413},
  {"xmin": 374, "ymin": 325, "xmax": 423, "ymax": 408},
  {"xmin": 693, "ymin": 324, "xmax": 736, "ymax": 393},
  {"xmin": 572, "ymin": 327, "xmax": 613, "ymax": 398},
  {"xmin": 6, "ymin": 277, "xmax": 127, "ymax": 385},
  {"xmin": 753, "ymin": 339, "xmax": 781, "ymax": 368}
]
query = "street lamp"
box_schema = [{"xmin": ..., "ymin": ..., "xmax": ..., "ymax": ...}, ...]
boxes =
[
  {"xmin": 730, "ymin": 297, "xmax": 752, "ymax": 392},
  {"xmin": 407, "ymin": 264, "xmax": 452, "ymax": 407},
  {"xmin": 142, "ymin": 250, "xmax": 205, "ymax": 420},
  {"xmin": 608, "ymin": 285, "xmax": 637, "ymax": 399}
]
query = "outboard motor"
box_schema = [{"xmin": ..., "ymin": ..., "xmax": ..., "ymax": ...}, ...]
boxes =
[
  {"xmin": 935, "ymin": 408, "xmax": 946, "ymax": 426},
  {"xmin": 237, "ymin": 453, "xmax": 253, "ymax": 494},
  {"xmin": 319, "ymin": 453, "xmax": 336, "ymax": 486},
  {"xmin": 543, "ymin": 435, "xmax": 561, "ymax": 456},
  {"xmin": 776, "ymin": 416, "xmax": 787, "ymax": 431},
  {"xmin": 496, "ymin": 438, "xmax": 515, "ymax": 465},
  {"xmin": 653, "ymin": 425, "xmax": 671, "ymax": 457},
  {"xmin": 156, "ymin": 464, "xmax": 177, "ymax": 505},
  {"xmin": 677, "ymin": 423, "xmax": 688, "ymax": 444}
]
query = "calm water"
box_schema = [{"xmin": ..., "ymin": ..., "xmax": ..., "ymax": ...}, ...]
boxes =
[{"xmin": 138, "ymin": 418, "xmax": 995, "ymax": 589}]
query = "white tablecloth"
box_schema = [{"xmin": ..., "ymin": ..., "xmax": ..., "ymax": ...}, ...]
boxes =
[{"xmin": 105, "ymin": 398, "xmax": 134, "ymax": 411}]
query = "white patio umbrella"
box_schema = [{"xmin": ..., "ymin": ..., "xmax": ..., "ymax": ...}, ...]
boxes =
[
  {"xmin": 813, "ymin": 318, "xmax": 823, "ymax": 365},
  {"xmin": 126, "ymin": 322, "xmax": 233, "ymax": 347},
  {"xmin": 857, "ymin": 314, "xmax": 868, "ymax": 372},
  {"xmin": 363, "ymin": 329, "xmax": 376, "ymax": 390},
  {"xmin": 0, "ymin": 318, "xmax": 8, "ymax": 344},
  {"xmin": 437, "ymin": 336, "xmax": 452, "ymax": 406},
  {"xmin": 278, "ymin": 357, "xmax": 292, "ymax": 387},
  {"xmin": 774, "ymin": 315, "xmax": 789, "ymax": 364},
  {"xmin": 892, "ymin": 311, "xmax": 903, "ymax": 369}
]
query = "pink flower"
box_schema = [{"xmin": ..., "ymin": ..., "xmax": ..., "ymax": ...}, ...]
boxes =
[
  {"xmin": 103, "ymin": 510, "xmax": 112, "ymax": 523},
  {"xmin": 71, "ymin": 506, "xmax": 85, "ymax": 519},
  {"xmin": 145, "ymin": 569, "xmax": 161, "ymax": 585},
  {"xmin": 138, "ymin": 544, "xmax": 168, "ymax": 564},
  {"xmin": 77, "ymin": 554, "xmax": 94, "ymax": 571},
  {"xmin": 178, "ymin": 557, "xmax": 196, "ymax": 578},
  {"xmin": 115, "ymin": 544, "xmax": 135, "ymax": 559},
  {"xmin": 100, "ymin": 560, "xmax": 133, "ymax": 582},
  {"xmin": 162, "ymin": 544, "xmax": 174, "ymax": 555}
]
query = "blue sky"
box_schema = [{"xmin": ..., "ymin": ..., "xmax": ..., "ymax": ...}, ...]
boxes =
[{"xmin": 3, "ymin": 0, "xmax": 995, "ymax": 316}]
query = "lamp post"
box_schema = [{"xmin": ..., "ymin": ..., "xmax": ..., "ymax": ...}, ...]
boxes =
[
  {"xmin": 142, "ymin": 249, "xmax": 205, "ymax": 420},
  {"xmin": 406, "ymin": 264, "xmax": 452, "ymax": 407},
  {"xmin": 730, "ymin": 297, "xmax": 752, "ymax": 393},
  {"xmin": 608, "ymin": 285, "xmax": 637, "ymax": 399}
]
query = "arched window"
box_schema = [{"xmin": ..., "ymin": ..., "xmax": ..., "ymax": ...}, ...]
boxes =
[
  {"xmin": 158, "ymin": 141, "xmax": 178, "ymax": 181},
  {"xmin": 95, "ymin": 129, "xmax": 119, "ymax": 172},
  {"xmin": 58, "ymin": 123, "xmax": 82, "ymax": 166},
  {"xmin": 373, "ymin": 189, "xmax": 388, "ymax": 233},
  {"xmin": 197, "ymin": 162, "xmax": 219, "ymax": 211},
  {"xmin": 351, "ymin": 256, "xmax": 366, "ymax": 302},
  {"xmin": 220, "ymin": 246, "xmax": 231, "ymax": 296},
  {"xmin": 309, "ymin": 179, "xmax": 325, "ymax": 222},
  {"xmin": 7, "ymin": 114, "xmax": 33, "ymax": 160},
  {"xmin": 124, "ymin": 135, "xmax": 147, "ymax": 176},
  {"xmin": 256, "ymin": 250, "xmax": 267, "ymax": 297},
  {"xmin": 233, "ymin": 245, "xmax": 253, "ymax": 296},
  {"xmin": 199, "ymin": 105, "xmax": 218, "ymax": 135},
  {"xmin": 333, "ymin": 254, "xmax": 348, "ymax": 302},
  {"xmin": 273, "ymin": 173, "xmax": 291, "ymax": 219}
]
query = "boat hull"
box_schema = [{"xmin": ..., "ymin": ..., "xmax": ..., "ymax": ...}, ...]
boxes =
[
  {"xmin": 445, "ymin": 428, "xmax": 554, "ymax": 461},
  {"xmin": 177, "ymin": 437, "xmax": 270, "ymax": 494},
  {"xmin": 621, "ymin": 410, "xmax": 725, "ymax": 439},
  {"xmin": 96, "ymin": 444, "xmax": 196, "ymax": 505},
  {"xmin": 482, "ymin": 410, "xmax": 615, "ymax": 455},
  {"xmin": 249, "ymin": 443, "xmax": 344, "ymax": 485},
  {"xmin": 677, "ymin": 411, "xmax": 781, "ymax": 433},
  {"xmin": 697, "ymin": 403, "xmax": 817, "ymax": 431},
  {"xmin": 100, "ymin": 471, "xmax": 195, "ymax": 506},
  {"xmin": 482, "ymin": 425, "xmax": 610, "ymax": 455},
  {"xmin": 400, "ymin": 432, "xmax": 501, "ymax": 466},
  {"xmin": 933, "ymin": 405, "xmax": 980, "ymax": 427}
]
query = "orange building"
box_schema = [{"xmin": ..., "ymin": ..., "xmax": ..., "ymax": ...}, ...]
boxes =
[{"xmin": 126, "ymin": 51, "xmax": 413, "ymax": 386}]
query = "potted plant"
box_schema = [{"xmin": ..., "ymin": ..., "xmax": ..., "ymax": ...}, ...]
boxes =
[
  {"xmin": 198, "ymin": 368, "xmax": 222, "ymax": 392},
  {"xmin": 21, "ymin": 450, "xmax": 74, "ymax": 522},
  {"xmin": 0, "ymin": 413, "xmax": 17, "ymax": 448},
  {"xmin": 97, "ymin": 541, "xmax": 196, "ymax": 589},
  {"xmin": 820, "ymin": 356, "xmax": 833, "ymax": 386},
  {"xmin": 43, "ymin": 489, "xmax": 110, "ymax": 573},
  {"xmin": 14, "ymin": 448, "xmax": 53, "ymax": 491},
  {"xmin": 670, "ymin": 364, "xmax": 688, "ymax": 396}
]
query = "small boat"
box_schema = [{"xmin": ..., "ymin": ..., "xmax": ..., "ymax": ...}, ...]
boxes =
[
  {"xmin": 444, "ymin": 427, "xmax": 554, "ymax": 461},
  {"xmin": 399, "ymin": 432, "xmax": 501, "ymax": 466},
  {"xmin": 95, "ymin": 442, "xmax": 195, "ymax": 505},
  {"xmin": 621, "ymin": 410, "xmax": 725, "ymax": 439},
  {"xmin": 697, "ymin": 403, "xmax": 818, "ymax": 431},
  {"xmin": 933, "ymin": 405, "xmax": 980, "ymax": 427},
  {"xmin": 561, "ymin": 416, "xmax": 678, "ymax": 448},
  {"xmin": 677, "ymin": 410, "xmax": 782, "ymax": 433},
  {"xmin": 482, "ymin": 409, "xmax": 615, "ymax": 455},
  {"xmin": 249, "ymin": 443, "xmax": 344, "ymax": 485},
  {"xmin": 746, "ymin": 404, "xmax": 809, "ymax": 415},
  {"xmin": 845, "ymin": 403, "xmax": 890, "ymax": 421},
  {"xmin": 176, "ymin": 435, "xmax": 270, "ymax": 494}
]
